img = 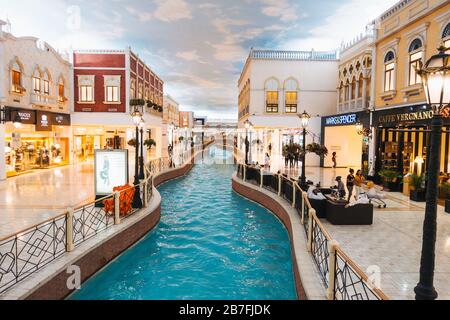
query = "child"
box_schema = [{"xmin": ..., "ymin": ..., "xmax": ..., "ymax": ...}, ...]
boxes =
[{"xmin": 354, "ymin": 170, "xmax": 365, "ymax": 200}]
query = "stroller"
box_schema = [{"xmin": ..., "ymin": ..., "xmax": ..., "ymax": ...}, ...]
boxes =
[{"xmin": 365, "ymin": 181, "xmax": 387, "ymax": 208}]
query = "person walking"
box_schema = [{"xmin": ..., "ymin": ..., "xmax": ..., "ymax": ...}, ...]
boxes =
[
  {"xmin": 264, "ymin": 153, "xmax": 271, "ymax": 171},
  {"xmin": 332, "ymin": 152, "xmax": 337, "ymax": 168},
  {"xmin": 346, "ymin": 168, "xmax": 355, "ymax": 203},
  {"xmin": 354, "ymin": 170, "xmax": 365, "ymax": 200}
]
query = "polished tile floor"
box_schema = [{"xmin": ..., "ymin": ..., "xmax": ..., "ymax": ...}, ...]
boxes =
[
  {"xmin": 0, "ymin": 163, "xmax": 95, "ymax": 238},
  {"xmin": 323, "ymin": 192, "xmax": 450, "ymax": 300}
]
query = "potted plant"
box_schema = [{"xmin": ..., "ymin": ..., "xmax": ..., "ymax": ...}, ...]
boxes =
[
  {"xmin": 144, "ymin": 138, "xmax": 156, "ymax": 150},
  {"xmin": 127, "ymin": 138, "xmax": 136, "ymax": 147},
  {"xmin": 130, "ymin": 99, "xmax": 146, "ymax": 107},
  {"xmin": 157, "ymin": 106, "xmax": 163, "ymax": 112},
  {"xmin": 306, "ymin": 143, "xmax": 328, "ymax": 158},
  {"xmin": 407, "ymin": 173, "xmax": 426, "ymax": 202},
  {"xmin": 379, "ymin": 169, "xmax": 402, "ymax": 192}
]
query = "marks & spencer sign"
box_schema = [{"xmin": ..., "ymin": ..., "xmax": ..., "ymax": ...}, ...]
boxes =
[{"xmin": 325, "ymin": 113, "xmax": 357, "ymax": 126}]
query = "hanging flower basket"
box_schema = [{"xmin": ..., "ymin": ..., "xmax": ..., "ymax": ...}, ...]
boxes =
[
  {"xmin": 130, "ymin": 99, "xmax": 145, "ymax": 106},
  {"xmin": 306, "ymin": 143, "xmax": 328, "ymax": 158}
]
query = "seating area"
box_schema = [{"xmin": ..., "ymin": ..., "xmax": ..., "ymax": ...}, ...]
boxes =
[{"xmin": 307, "ymin": 188, "xmax": 373, "ymax": 225}]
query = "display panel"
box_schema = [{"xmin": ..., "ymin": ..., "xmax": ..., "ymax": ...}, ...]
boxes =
[{"xmin": 94, "ymin": 149, "xmax": 129, "ymax": 196}]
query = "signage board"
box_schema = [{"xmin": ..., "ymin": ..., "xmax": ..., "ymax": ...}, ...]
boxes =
[
  {"xmin": 36, "ymin": 111, "xmax": 52, "ymax": 131},
  {"xmin": 9, "ymin": 109, "xmax": 36, "ymax": 124},
  {"xmin": 94, "ymin": 149, "xmax": 129, "ymax": 196},
  {"xmin": 325, "ymin": 113, "xmax": 358, "ymax": 126},
  {"xmin": 53, "ymin": 113, "xmax": 71, "ymax": 126}
]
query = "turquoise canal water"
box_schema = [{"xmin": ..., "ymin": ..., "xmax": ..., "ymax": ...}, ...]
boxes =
[{"xmin": 70, "ymin": 146, "xmax": 296, "ymax": 300}]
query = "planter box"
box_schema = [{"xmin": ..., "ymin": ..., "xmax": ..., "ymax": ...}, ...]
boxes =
[
  {"xmin": 410, "ymin": 189, "xmax": 426, "ymax": 202},
  {"xmin": 383, "ymin": 181, "xmax": 401, "ymax": 192}
]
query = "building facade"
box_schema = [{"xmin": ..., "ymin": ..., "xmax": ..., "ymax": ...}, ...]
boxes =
[
  {"xmin": 237, "ymin": 49, "xmax": 339, "ymax": 166},
  {"xmin": 72, "ymin": 48, "xmax": 165, "ymax": 162},
  {"xmin": 321, "ymin": 30, "xmax": 375, "ymax": 170},
  {"xmin": 372, "ymin": 0, "xmax": 450, "ymax": 176},
  {"xmin": 0, "ymin": 21, "xmax": 72, "ymax": 180},
  {"xmin": 163, "ymin": 94, "xmax": 179, "ymax": 156}
]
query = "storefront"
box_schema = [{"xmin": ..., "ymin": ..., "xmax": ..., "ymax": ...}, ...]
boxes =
[
  {"xmin": 3, "ymin": 107, "xmax": 71, "ymax": 177},
  {"xmin": 72, "ymin": 125, "xmax": 157, "ymax": 163},
  {"xmin": 321, "ymin": 111, "xmax": 370, "ymax": 171},
  {"xmin": 373, "ymin": 104, "xmax": 450, "ymax": 176}
]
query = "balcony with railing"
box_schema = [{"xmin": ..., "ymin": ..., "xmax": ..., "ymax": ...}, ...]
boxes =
[
  {"xmin": 338, "ymin": 97, "xmax": 370, "ymax": 113},
  {"xmin": 251, "ymin": 49, "xmax": 338, "ymax": 61},
  {"xmin": 31, "ymin": 93, "xmax": 57, "ymax": 108}
]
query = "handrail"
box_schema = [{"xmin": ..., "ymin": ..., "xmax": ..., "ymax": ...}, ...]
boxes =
[
  {"xmin": 0, "ymin": 143, "xmax": 211, "ymax": 296},
  {"xmin": 236, "ymin": 162, "xmax": 389, "ymax": 301}
]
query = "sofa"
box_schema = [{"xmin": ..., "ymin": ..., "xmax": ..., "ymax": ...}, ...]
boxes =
[
  {"xmin": 308, "ymin": 198, "xmax": 327, "ymax": 219},
  {"xmin": 326, "ymin": 200, "xmax": 373, "ymax": 225}
]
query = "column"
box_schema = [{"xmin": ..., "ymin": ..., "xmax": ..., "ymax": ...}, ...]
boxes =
[
  {"xmin": 362, "ymin": 77, "xmax": 367, "ymax": 109},
  {"xmin": 336, "ymin": 88, "xmax": 340, "ymax": 112},
  {"xmin": 0, "ymin": 122, "xmax": 6, "ymax": 181}
]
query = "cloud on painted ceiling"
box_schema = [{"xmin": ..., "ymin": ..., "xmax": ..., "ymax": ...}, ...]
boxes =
[{"xmin": 0, "ymin": 0, "xmax": 400, "ymax": 119}]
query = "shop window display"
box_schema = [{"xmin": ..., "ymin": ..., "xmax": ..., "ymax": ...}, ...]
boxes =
[{"xmin": 5, "ymin": 137, "xmax": 69, "ymax": 177}]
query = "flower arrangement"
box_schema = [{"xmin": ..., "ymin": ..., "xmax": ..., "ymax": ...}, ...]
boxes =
[
  {"xmin": 144, "ymin": 139, "xmax": 157, "ymax": 150},
  {"xmin": 306, "ymin": 143, "xmax": 328, "ymax": 158}
]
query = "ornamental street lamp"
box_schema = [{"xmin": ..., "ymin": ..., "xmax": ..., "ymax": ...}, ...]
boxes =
[
  {"xmin": 414, "ymin": 45, "xmax": 450, "ymax": 300},
  {"xmin": 299, "ymin": 110, "xmax": 310, "ymax": 187},
  {"xmin": 244, "ymin": 120, "xmax": 252, "ymax": 165},
  {"xmin": 355, "ymin": 120, "xmax": 372, "ymax": 138},
  {"xmin": 139, "ymin": 118, "xmax": 145, "ymax": 180},
  {"xmin": 131, "ymin": 105, "xmax": 143, "ymax": 209}
]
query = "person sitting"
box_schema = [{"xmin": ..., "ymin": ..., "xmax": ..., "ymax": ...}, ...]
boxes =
[
  {"xmin": 346, "ymin": 192, "xmax": 370, "ymax": 208},
  {"xmin": 307, "ymin": 181, "xmax": 326, "ymax": 200},
  {"xmin": 334, "ymin": 176, "xmax": 346, "ymax": 199}
]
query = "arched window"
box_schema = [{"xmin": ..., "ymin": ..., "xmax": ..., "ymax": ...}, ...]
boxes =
[
  {"xmin": 42, "ymin": 71, "xmax": 51, "ymax": 96},
  {"xmin": 384, "ymin": 51, "xmax": 395, "ymax": 63},
  {"xmin": 10, "ymin": 59, "xmax": 24, "ymax": 94},
  {"xmin": 58, "ymin": 76, "xmax": 67, "ymax": 103},
  {"xmin": 408, "ymin": 38, "xmax": 423, "ymax": 52},
  {"xmin": 284, "ymin": 78, "xmax": 298, "ymax": 113},
  {"xmin": 408, "ymin": 38, "xmax": 423, "ymax": 86},
  {"xmin": 32, "ymin": 68, "xmax": 42, "ymax": 94},
  {"xmin": 351, "ymin": 77, "xmax": 356, "ymax": 99},
  {"xmin": 384, "ymin": 51, "xmax": 395, "ymax": 92},
  {"xmin": 344, "ymin": 80, "xmax": 350, "ymax": 101},
  {"xmin": 442, "ymin": 23, "xmax": 450, "ymax": 53},
  {"xmin": 265, "ymin": 78, "xmax": 279, "ymax": 113}
]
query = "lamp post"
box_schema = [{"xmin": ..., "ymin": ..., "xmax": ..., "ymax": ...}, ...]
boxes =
[
  {"xmin": 414, "ymin": 46, "xmax": 449, "ymax": 300},
  {"xmin": 139, "ymin": 118, "xmax": 145, "ymax": 180},
  {"xmin": 244, "ymin": 120, "xmax": 252, "ymax": 164},
  {"xmin": 299, "ymin": 110, "xmax": 310, "ymax": 187},
  {"xmin": 131, "ymin": 106, "xmax": 143, "ymax": 209}
]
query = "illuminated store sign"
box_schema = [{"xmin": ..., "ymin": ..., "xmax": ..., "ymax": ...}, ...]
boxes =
[{"xmin": 325, "ymin": 113, "xmax": 357, "ymax": 126}]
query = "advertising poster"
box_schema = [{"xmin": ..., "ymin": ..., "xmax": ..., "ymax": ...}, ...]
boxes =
[{"xmin": 94, "ymin": 150, "xmax": 129, "ymax": 196}]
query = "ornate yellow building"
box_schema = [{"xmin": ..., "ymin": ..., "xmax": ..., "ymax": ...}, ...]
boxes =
[
  {"xmin": 374, "ymin": 0, "xmax": 449, "ymax": 108},
  {"xmin": 372, "ymin": 0, "xmax": 450, "ymax": 176}
]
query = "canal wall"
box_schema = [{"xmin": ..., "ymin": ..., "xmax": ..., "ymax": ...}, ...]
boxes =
[{"xmin": 232, "ymin": 174, "xmax": 327, "ymax": 300}]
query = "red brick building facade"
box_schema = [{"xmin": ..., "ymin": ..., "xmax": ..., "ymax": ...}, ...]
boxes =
[{"xmin": 73, "ymin": 49, "xmax": 163, "ymax": 114}]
